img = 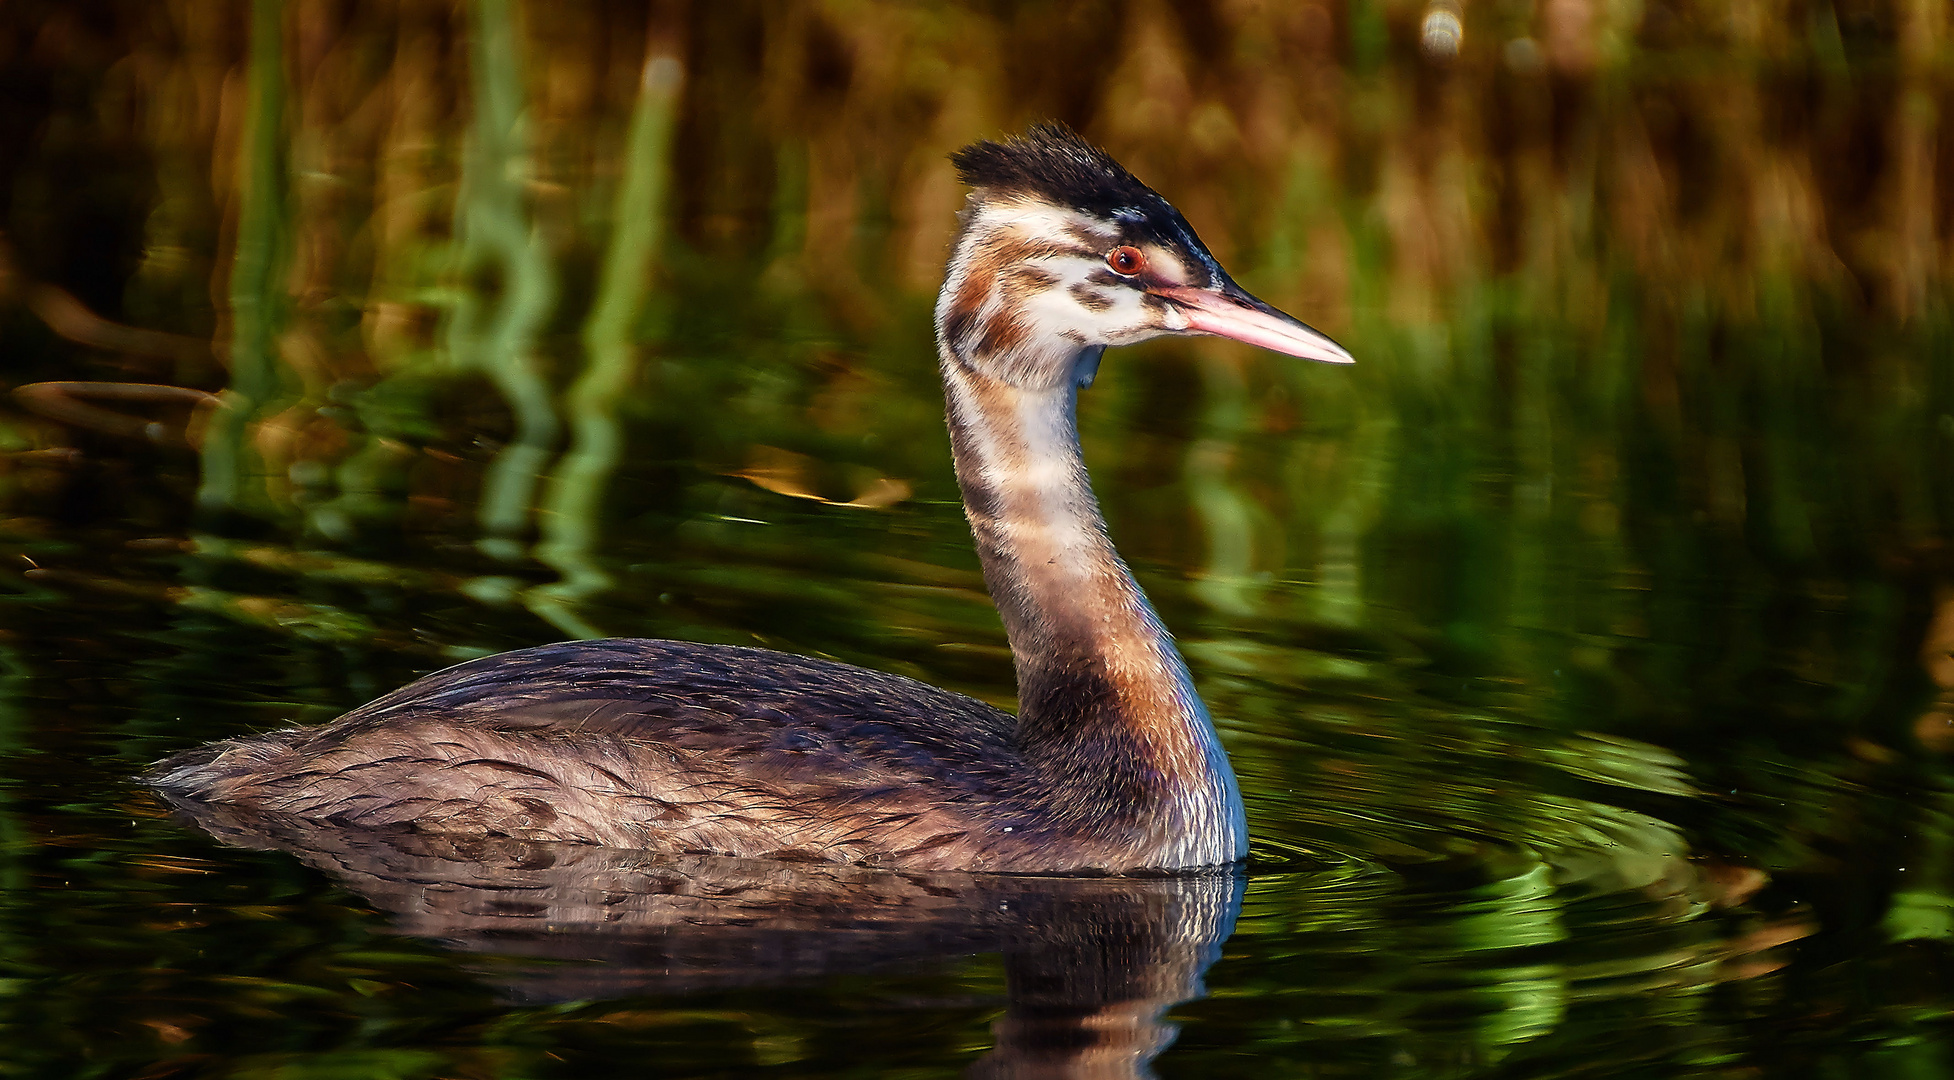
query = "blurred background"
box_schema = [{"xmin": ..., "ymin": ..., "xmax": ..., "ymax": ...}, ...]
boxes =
[{"xmin": 3, "ymin": 0, "xmax": 1954, "ymax": 1076}]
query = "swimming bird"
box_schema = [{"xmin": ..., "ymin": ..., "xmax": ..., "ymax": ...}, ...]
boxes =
[{"xmin": 149, "ymin": 125, "xmax": 1353, "ymax": 873}]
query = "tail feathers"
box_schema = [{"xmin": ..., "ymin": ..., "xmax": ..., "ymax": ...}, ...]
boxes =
[{"xmin": 145, "ymin": 730, "xmax": 309, "ymax": 803}]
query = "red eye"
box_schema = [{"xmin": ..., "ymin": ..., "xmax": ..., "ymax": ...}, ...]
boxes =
[{"xmin": 1106, "ymin": 246, "xmax": 1146, "ymax": 276}]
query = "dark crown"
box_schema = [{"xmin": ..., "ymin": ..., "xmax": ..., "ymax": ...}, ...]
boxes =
[{"xmin": 951, "ymin": 124, "xmax": 1167, "ymax": 219}]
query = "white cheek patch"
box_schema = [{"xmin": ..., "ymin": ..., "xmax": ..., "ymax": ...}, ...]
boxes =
[{"xmin": 1018, "ymin": 257, "xmax": 1158, "ymax": 347}]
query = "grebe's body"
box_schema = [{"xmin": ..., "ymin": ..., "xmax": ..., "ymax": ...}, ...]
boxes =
[
  {"xmin": 150, "ymin": 126, "xmax": 1352, "ymax": 873},
  {"xmin": 152, "ymin": 640, "xmax": 1227, "ymax": 872}
]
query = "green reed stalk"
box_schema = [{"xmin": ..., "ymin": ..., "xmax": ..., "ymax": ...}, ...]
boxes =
[
  {"xmin": 529, "ymin": 51, "xmax": 685, "ymax": 637},
  {"xmin": 197, "ymin": 0, "xmax": 289, "ymax": 516}
]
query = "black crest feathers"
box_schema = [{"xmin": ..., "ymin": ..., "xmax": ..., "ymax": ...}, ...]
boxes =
[{"xmin": 950, "ymin": 124, "xmax": 1164, "ymax": 217}]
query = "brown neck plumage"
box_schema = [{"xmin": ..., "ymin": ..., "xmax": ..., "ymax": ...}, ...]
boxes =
[{"xmin": 935, "ymin": 321, "xmax": 1244, "ymax": 865}]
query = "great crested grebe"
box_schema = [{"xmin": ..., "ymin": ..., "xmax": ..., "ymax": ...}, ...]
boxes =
[{"xmin": 149, "ymin": 125, "xmax": 1353, "ymax": 873}]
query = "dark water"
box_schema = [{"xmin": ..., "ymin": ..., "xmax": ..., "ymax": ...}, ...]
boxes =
[{"xmin": 4, "ymin": 2, "xmax": 1953, "ymax": 1076}]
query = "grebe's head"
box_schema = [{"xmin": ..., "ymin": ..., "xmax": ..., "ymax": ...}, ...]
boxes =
[{"xmin": 937, "ymin": 124, "xmax": 1353, "ymax": 392}]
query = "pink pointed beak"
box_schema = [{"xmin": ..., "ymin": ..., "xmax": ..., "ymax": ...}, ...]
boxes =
[{"xmin": 1154, "ymin": 284, "xmax": 1354, "ymax": 365}]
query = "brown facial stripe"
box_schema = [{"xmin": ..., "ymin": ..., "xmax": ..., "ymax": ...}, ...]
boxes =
[
  {"xmin": 1068, "ymin": 283, "xmax": 1114, "ymax": 312},
  {"xmin": 1006, "ymin": 265, "xmax": 1058, "ymax": 292},
  {"xmin": 1063, "ymin": 221, "xmax": 1116, "ymax": 251},
  {"xmin": 1020, "ymin": 235, "xmax": 1097, "ymax": 262},
  {"xmin": 943, "ymin": 276, "xmax": 988, "ymax": 354},
  {"xmin": 975, "ymin": 309, "xmax": 1029, "ymax": 360},
  {"xmin": 973, "ymin": 231, "xmax": 1093, "ymax": 277}
]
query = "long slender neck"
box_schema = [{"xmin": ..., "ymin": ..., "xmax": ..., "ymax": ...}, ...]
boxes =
[{"xmin": 939, "ymin": 348, "xmax": 1245, "ymax": 866}]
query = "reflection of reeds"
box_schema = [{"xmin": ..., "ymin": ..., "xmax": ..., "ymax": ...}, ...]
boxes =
[
  {"xmin": 531, "ymin": 42, "xmax": 685, "ymax": 637},
  {"xmin": 3, "ymin": 5, "xmax": 1940, "ymax": 664},
  {"xmin": 449, "ymin": 0, "xmax": 560, "ymax": 560}
]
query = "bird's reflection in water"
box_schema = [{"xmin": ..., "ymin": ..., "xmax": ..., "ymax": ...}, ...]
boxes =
[{"xmin": 166, "ymin": 800, "xmax": 1243, "ymax": 1078}]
